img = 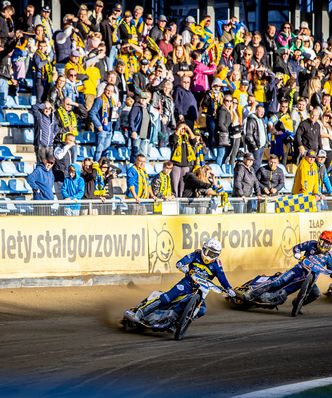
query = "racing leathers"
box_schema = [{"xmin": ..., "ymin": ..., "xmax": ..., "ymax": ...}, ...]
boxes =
[
  {"xmin": 137, "ymin": 250, "xmax": 234, "ymax": 319},
  {"xmin": 249, "ymin": 240, "xmax": 332, "ymax": 304}
]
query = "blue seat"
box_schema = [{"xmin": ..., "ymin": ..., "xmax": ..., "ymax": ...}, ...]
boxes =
[
  {"xmin": 87, "ymin": 146, "xmax": 95, "ymax": 159},
  {"xmin": 22, "ymin": 128, "xmax": 34, "ymax": 144},
  {"xmin": 209, "ymin": 163, "xmax": 223, "ymax": 177},
  {"xmin": 159, "ymin": 147, "xmax": 171, "ymax": 160},
  {"xmin": 112, "ymin": 130, "xmax": 126, "ymax": 145},
  {"xmin": 221, "ymin": 164, "xmax": 234, "ymax": 177},
  {"xmin": 0, "ymin": 161, "xmax": 25, "ymax": 176},
  {"xmin": 117, "ymin": 147, "xmax": 130, "ymax": 161},
  {"xmin": 17, "ymin": 96, "xmax": 30, "ymax": 106},
  {"xmin": 149, "ymin": 146, "xmax": 162, "ymax": 161},
  {"xmin": 146, "ymin": 163, "xmax": 157, "ymax": 176},
  {"xmin": 106, "ymin": 147, "xmax": 120, "ymax": 161},
  {"xmin": 154, "ymin": 162, "xmax": 163, "ymax": 174},
  {"xmin": 6, "ymin": 96, "xmax": 17, "ymax": 108},
  {"xmin": 0, "ymin": 180, "xmax": 10, "ymax": 194},
  {"xmin": 113, "ymin": 162, "xmax": 127, "ymax": 177},
  {"xmin": 0, "ymin": 146, "xmax": 22, "ymax": 161},
  {"xmin": 6, "ymin": 112, "xmax": 22, "ymax": 126},
  {"xmin": 205, "ymin": 149, "xmax": 216, "ymax": 161},
  {"xmin": 16, "ymin": 162, "xmax": 34, "ymax": 176},
  {"xmin": 76, "ymin": 146, "xmax": 89, "ymax": 161},
  {"xmin": 219, "ymin": 179, "xmax": 233, "ymax": 193},
  {"xmin": 21, "ymin": 112, "xmax": 34, "ymax": 125},
  {"xmin": 8, "ymin": 179, "xmax": 30, "ymax": 194},
  {"xmin": 30, "ymin": 95, "xmax": 37, "ymax": 105}
]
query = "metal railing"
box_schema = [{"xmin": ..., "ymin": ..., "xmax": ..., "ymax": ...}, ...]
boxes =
[{"xmin": 0, "ymin": 196, "xmax": 331, "ymax": 216}]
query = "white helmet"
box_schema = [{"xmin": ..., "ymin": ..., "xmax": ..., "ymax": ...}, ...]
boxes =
[{"xmin": 201, "ymin": 239, "xmax": 222, "ymax": 264}]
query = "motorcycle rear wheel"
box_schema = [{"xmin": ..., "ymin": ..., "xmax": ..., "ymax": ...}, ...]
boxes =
[
  {"xmin": 291, "ymin": 273, "xmax": 314, "ymax": 317},
  {"xmin": 174, "ymin": 294, "xmax": 200, "ymax": 341}
]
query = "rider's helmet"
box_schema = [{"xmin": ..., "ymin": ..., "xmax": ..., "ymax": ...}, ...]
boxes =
[
  {"xmin": 317, "ymin": 231, "xmax": 332, "ymax": 254},
  {"xmin": 201, "ymin": 239, "xmax": 222, "ymax": 264}
]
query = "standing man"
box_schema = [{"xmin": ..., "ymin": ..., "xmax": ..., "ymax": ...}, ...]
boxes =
[
  {"xmin": 150, "ymin": 15, "xmax": 168, "ymax": 43},
  {"xmin": 89, "ymin": 84, "xmax": 114, "ymax": 161},
  {"xmin": 151, "ymin": 161, "xmax": 175, "ymax": 200},
  {"xmin": 292, "ymin": 150, "xmax": 319, "ymax": 196},
  {"xmin": 245, "ymin": 105, "xmax": 267, "ymax": 172},
  {"xmin": 296, "ymin": 108, "xmax": 322, "ymax": 159},
  {"xmin": 126, "ymin": 154, "xmax": 157, "ymax": 214},
  {"xmin": 33, "ymin": 39, "xmax": 55, "ymax": 103},
  {"xmin": 34, "ymin": 5, "xmax": 54, "ymax": 44},
  {"xmin": 27, "ymin": 156, "xmax": 55, "ymax": 200},
  {"xmin": 173, "ymin": 76, "xmax": 198, "ymax": 130},
  {"xmin": 256, "ymin": 154, "xmax": 285, "ymax": 196}
]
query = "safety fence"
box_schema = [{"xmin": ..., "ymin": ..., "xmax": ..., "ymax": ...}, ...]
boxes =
[{"xmin": 0, "ymin": 196, "xmax": 331, "ymax": 216}]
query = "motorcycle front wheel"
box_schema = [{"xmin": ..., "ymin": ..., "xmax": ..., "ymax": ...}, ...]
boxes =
[
  {"xmin": 174, "ymin": 293, "xmax": 200, "ymax": 341},
  {"xmin": 291, "ymin": 273, "xmax": 314, "ymax": 317}
]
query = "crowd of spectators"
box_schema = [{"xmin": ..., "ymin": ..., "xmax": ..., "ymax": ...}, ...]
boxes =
[{"xmin": 0, "ymin": 0, "xmax": 332, "ymax": 211}]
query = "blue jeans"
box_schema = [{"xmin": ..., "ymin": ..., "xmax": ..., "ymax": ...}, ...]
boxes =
[
  {"xmin": 0, "ymin": 78, "xmax": 9, "ymax": 115},
  {"xmin": 95, "ymin": 129, "xmax": 113, "ymax": 161},
  {"xmin": 130, "ymin": 136, "xmax": 140, "ymax": 163},
  {"xmin": 216, "ymin": 146, "xmax": 231, "ymax": 166},
  {"xmin": 252, "ymin": 147, "xmax": 265, "ymax": 173}
]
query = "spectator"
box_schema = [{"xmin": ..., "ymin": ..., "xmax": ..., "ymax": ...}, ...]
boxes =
[
  {"xmin": 296, "ymin": 108, "xmax": 322, "ymax": 158},
  {"xmin": 316, "ymin": 150, "xmax": 332, "ymax": 196},
  {"xmin": 169, "ymin": 123, "xmax": 196, "ymax": 197},
  {"xmin": 88, "ymin": 1, "xmax": 104, "ymax": 32},
  {"xmin": 126, "ymin": 154, "xmax": 157, "ymax": 214},
  {"xmin": 27, "ymin": 156, "xmax": 55, "ymax": 200},
  {"xmin": 47, "ymin": 74, "xmax": 66, "ymax": 108},
  {"xmin": 233, "ymin": 152, "xmax": 262, "ymax": 212},
  {"xmin": 89, "ymin": 84, "xmax": 114, "ymax": 161},
  {"xmin": 150, "ymin": 15, "xmax": 167, "ymax": 43},
  {"xmin": 319, "ymin": 112, "xmax": 332, "ymax": 168},
  {"xmin": 173, "ymin": 76, "xmax": 198, "ymax": 130},
  {"xmin": 151, "ymin": 160, "xmax": 175, "ymax": 200},
  {"xmin": 53, "ymin": 133, "xmax": 76, "ymax": 199},
  {"xmin": 256, "ymin": 154, "xmax": 285, "ymax": 196},
  {"xmin": 34, "ymin": 5, "xmax": 54, "ymax": 43},
  {"xmin": 32, "ymin": 101, "xmax": 58, "ymax": 163},
  {"xmin": 216, "ymin": 94, "xmax": 233, "ymax": 166},
  {"xmin": 64, "ymin": 68, "xmax": 80, "ymax": 103},
  {"xmin": 56, "ymin": 97, "xmax": 79, "ymax": 145},
  {"xmin": 292, "ymin": 150, "xmax": 319, "ymax": 196},
  {"xmin": 61, "ymin": 163, "xmax": 85, "ymax": 216},
  {"xmin": 17, "ymin": 4, "xmax": 35, "ymax": 33},
  {"xmin": 181, "ymin": 16, "xmax": 196, "ymax": 45},
  {"xmin": 291, "ymin": 97, "xmax": 309, "ymax": 134}
]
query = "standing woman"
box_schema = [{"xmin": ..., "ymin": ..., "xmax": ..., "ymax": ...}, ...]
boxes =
[
  {"xmin": 307, "ymin": 76, "xmax": 322, "ymax": 110},
  {"xmin": 169, "ymin": 123, "xmax": 197, "ymax": 197},
  {"xmin": 170, "ymin": 45, "xmax": 193, "ymax": 87},
  {"xmin": 215, "ymin": 94, "xmax": 232, "ymax": 166},
  {"xmin": 227, "ymin": 98, "xmax": 243, "ymax": 166},
  {"xmin": 319, "ymin": 112, "xmax": 332, "ymax": 169},
  {"xmin": 47, "ymin": 75, "xmax": 66, "ymax": 108}
]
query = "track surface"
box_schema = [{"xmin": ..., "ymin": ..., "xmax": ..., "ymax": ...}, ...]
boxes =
[{"xmin": 0, "ymin": 283, "xmax": 331, "ymax": 397}]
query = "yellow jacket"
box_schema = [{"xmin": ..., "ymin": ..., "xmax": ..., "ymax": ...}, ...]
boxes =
[{"xmin": 292, "ymin": 158, "xmax": 319, "ymax": 195}]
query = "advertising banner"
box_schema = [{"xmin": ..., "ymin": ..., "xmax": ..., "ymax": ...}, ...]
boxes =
[{"xmin": 0, "ymin": 216, "xmax": 149, "ymax": 277}]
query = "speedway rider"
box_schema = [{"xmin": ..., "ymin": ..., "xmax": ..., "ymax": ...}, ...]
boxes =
[
  {"xmin": 127, "ymin": 239, "xmax": 236, "ymax": 322},
  {"xmin": 245, "ymin": 231, "xmax": 332, "ymax": 304}
]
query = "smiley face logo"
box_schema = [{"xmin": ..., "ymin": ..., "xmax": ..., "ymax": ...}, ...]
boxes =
[
  {"xmin": 149, "ymin": 224, "xmax": 175, "ymax": 273},
  {"xmin": 280, "ymin": 224, "xmax": 299, "ymax": 258}
]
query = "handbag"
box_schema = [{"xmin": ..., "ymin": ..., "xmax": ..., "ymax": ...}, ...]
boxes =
[{"xmin": 218, "ymin": 131, "xmax": 231, "ymax": 146}]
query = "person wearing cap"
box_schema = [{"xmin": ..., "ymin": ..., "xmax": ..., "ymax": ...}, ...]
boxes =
[
  {"xmin": 296, "ymin": 108, "xmax": 322, "ymax": 158},
  {"xmin": 233, "ymin": 152, "xmax": 262, "ymax": 212},
  {"xmin": 316, "ymin": 150, "xmax": 332, "ymax": 197},
  {"xmin": 34, "ymin": 5, "xmax": 54, "ymax": 45},
  {"xmin": 220, "ymin": 42, "xmax": 234, "ymax": 69},
  {"xmin": 132, "ymin": 59, "xmax": 150, "ymax": 98},
  {"xmin": 89, "ymin": 84, "xmax": 114, "ymax": 161},
  {"xmin": 274, "ymin": 47, "xmax": 292, "ymax": 76},
  {"xmin": 232, "ymin": 79, "xmax": 249, "ymax": 118},
  {"xmin": 150, "ymin": 15, "xmax": 167, "ymax": 43},
  {"xmin": 76, "ymin": 7, "xmax": 96, "ymax": 42},
  {"xmin": 292, "ymin": 150, "xmax": 319, "ymax": 195},
  {"xmin": 119, "ymin": 11, "xmax": 138, "ymax": 45},
  {"xmin": 88, "ymin": 1, "xmax": 104, "ymax": 32},
  {"xmin": 128, "ymin": 91, "xmax": 152, "ymax": 163},
  {"xmin": 181, "ymin": 15, "xmax": 196, "ymax": 45},
  {"xmin": 27, "ymin": 156, "xmax": 55, "ymax": 201},
  {"xmin": 141, "ymin": 14, "xmax": 154, "ymax": 42}
]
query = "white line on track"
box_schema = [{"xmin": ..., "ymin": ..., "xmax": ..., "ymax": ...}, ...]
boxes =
[{"xmin": 230, "ymin": 377, "xmax": 332, "ymax": 398}]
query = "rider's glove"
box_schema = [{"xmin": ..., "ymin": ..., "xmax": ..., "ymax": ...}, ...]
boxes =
[
  {"xmin": 227, "ymin": 288, "xmax": 236, "ymax": 298},
  {"xmin": 176, "ymin": 262, "xmax": 189, "ymax": 274},
  {"xmin": 294, "ymin": 252, "xmax": 302, "ymax": 260}
]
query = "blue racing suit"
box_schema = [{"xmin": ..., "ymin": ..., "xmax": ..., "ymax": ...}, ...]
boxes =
[
  {"xmin": 140, "ymin": 250, "xmax": 232, "ymax": 318},
  {"xmin": 252, "ymin": 241, "xmax": 332, "ymax": 303}
]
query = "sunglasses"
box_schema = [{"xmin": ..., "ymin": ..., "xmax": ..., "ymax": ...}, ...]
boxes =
[
  {"xmin": 224, "ymin": 99, "xmax": 232, "ymax": 102},
  {"xmin": 69, "ymin": 74, "xmax": 77, "ymax": 77}
]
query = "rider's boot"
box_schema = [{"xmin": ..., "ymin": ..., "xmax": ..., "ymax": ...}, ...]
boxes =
[{"xmin": 128, "ymin": 298, "xmax": 162, "ymax": 322}]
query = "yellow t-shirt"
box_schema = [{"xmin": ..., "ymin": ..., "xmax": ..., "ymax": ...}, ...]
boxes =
[
  {"xmin": 323, "ymin": 80, "xmax": 332, "ymax": 96},
  {"xmin": 254, "ymin": 79, "xmax": 266, "ymax": 103},
  {"xmin": 83, "ymin": 66, "xmax": 101, "ymax": 96}
]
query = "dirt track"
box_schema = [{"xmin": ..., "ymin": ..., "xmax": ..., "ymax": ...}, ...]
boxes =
[{"xmin": 0, "ymin": 281, "xmax": 332, "ymax": 398}]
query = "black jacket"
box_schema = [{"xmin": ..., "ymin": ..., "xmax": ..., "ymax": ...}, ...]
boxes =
[
  {"xmin": 182, "ymin": 172, "xmax": 211, "ymax": 198},
  {"xmin": 100, "ymin": 18, "xmax": 115, "ymax": 55},
  {"xmin": 296, "ymin": 119, "xmax": 322, "ymax": 151},
  {"xmin": 233, "ymin": 161, "xmax": 261, "ymax": 197},
  {"xmin": 245, "ymin": 114, "xmax": 267, "ymax": 151},
  {"xmin": 0, "ymin": 37, "xmax": 18, "ymax": 80},
  {"xmin": 216, "ymin": 106, "xmax": 232, "ymax": 147},
  {"xmin": 256, "ymin": 165, "xmax": 285, "ymax": 194}
]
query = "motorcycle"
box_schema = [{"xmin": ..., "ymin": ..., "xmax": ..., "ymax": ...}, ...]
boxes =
[
  {"xmin": 227, "ymin": 255, "xmax": 332, "ymax": 317},
  {"xmin": 122, "ymin": 272, "xmax": 225, "ymax": 340}
]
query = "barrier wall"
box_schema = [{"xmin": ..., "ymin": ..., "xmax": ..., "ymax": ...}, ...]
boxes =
[{"xmin": 0, "ymin": 213, "xmax": 331, "ymax": 279}]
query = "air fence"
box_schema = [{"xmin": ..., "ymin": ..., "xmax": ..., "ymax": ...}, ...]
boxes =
[{"xmin": 0, "ymin": 197, "xmax": 331, "ymax": 216}]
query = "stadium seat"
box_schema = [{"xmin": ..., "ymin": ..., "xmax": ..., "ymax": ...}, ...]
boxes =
[
  {"xmin": 146, "ymin": 163, "xmax": 157, "ymax": 176},
  {"xmin": 113, "ymin": 162, "xmax": 127, "ymax": 177},
  {"xmin": 0, "ymin": 180, "xmax": 10, "ymax": 194},
  {"xmin": 209, "ymin": 163, "xmax": 223, "ymax": 177},
  {"xmin": 21, "ymin": 112, "xmax": 34, "ymax": 125},
  {"xmin": 13, "ymin": 196, "xmax": 34, "ymax": 213},
  {"xmin": 8, "ymin": 179, "xmax": 30, "ymax": 194},
  {"xmin": 17, "ymin": 95, "xmax": 30, "ymax": 106},
  {"xmin": 205, "ymin": 149, "xmax": 216, "ymax": 161},
  {"xmin": 0, "ymin": 198, "xmax": 16, "ymax": 213},
  {"xmin": 6, "ymin": 112, "xmax": 22, "ymax": 126},
  {"xmin": 16, "ymin": 162, "xmax": 34, "ymax": 176},
  {"xmin": 0, "ymin": 146, "xmax": 22, "ymax": 161},
  {"xmin": 221, "ymin": 164, "xmax": 234, "ymax": 177},
  {"xmin": 219, "ymin": 179, "xmax": 233, "ymax": 193},
  {"xmin": 0, "ymin": 161, "xmax": 25, "ymax": 177},
  {"xmin": 76, "ymin": 146, "xmax": 89, "ymax": 161},
  {"xmin": 22, "ymin": 128, "xmax": 34, "ymax": 144},
  {"xmin": 159, "ymin": 147, "xmax": 171, "ymax": 160},
  {"xmin": 30, "ymin": 95, "xmax": 37, "ymax": 105},
  {"xmin": 117, "ymin": 147, "xmax": 130, "ymax": 161},
  {"xmin": 154, "ymin": 162, "xmax": 163, "ymax": 174},
  {"xmin": 149, "ymin": 146, "xmax": 162, "ymax": 161},
  {"xmin": 112, "ymin": 130, "xmax": 126, "ymax": 145},
  {"xmin": 6, "ymin": 96, "xmax": 16, "ymax": 108}
]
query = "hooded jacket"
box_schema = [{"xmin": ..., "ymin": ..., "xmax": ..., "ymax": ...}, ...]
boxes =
[
  {"xmin": 26, "ymin": 163, "xmax": 55, "ymax": 200},
  {"xmin": 292, "ymin": 158, "xmax": 319, "ymax": 195},
  {"xmin": 61, "ymin": 163, "xmax": 85, "ymax": 210}
]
